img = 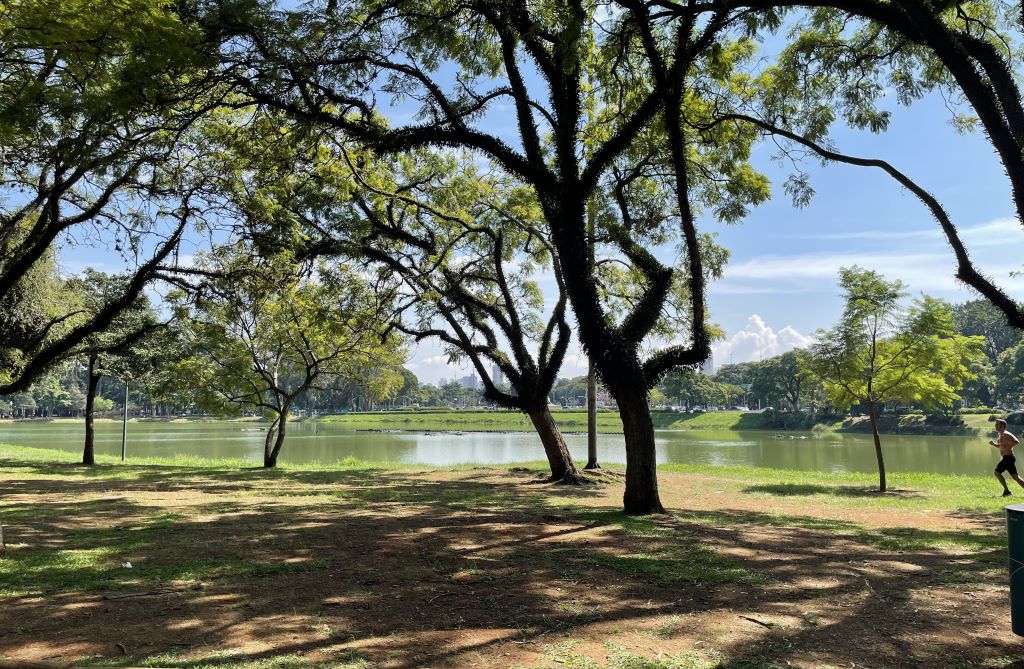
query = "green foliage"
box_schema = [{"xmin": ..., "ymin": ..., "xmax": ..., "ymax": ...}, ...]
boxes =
[
  {"xmin": 658, "ymin": 369, "xmax": 739, "ymax": 408},
  {"xmin": 807, "ymin": 267, "xmax": 984, "ymax": 413},
  {"xmin": 0, "ymin": 0, "xmax": 219, "ymax": 394},
  {"xmin": 0, "ymin": 251, "xmax": 79, "ymax": 384},
  {"xmin": 953, "ymin": 299, "xmax": 1022, "ymax": 362},
  {"xmin": 995, "ymin": 341, "xmax": 1024, "ymax": 406},
  {"xmin": 173, "ymin": 250, "xmax": 404, "ymax": 421}
]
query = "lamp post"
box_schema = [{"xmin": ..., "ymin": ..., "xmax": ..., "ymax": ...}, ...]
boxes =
[{"xmin": 121, "ymin": 381, "xmax": 129, "ymax": 462}]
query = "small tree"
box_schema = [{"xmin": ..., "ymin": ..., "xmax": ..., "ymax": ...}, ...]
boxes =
[
  {"xmin": 174, "ymin": 250, "xmax": 404, "ymax": 467},
  {"xmin": 68, "ymin": 269, "xmax": 161, "ymax": 465},
  {"xmin": 806, "ymin": 267, "xmax": 983, "ymax": 491}
]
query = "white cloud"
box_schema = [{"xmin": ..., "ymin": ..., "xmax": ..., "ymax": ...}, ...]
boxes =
[
  {"xmin": 794, "ymin": 216, "xmax": 1024, "ymax": 248},
  {"xmin": 718, "ymin": 249, "xmax": 1024, "ymax": 295},
  {"xmin": 711, "ymin": 315, "xmax": 815, "ymax": 366},
  {"xmin": 808, "ymin": 228, "xmax": 939, "ymax": 242}
]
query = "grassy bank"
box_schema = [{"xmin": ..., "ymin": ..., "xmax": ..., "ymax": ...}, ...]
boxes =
[
  {"xmin": 317, "ymin": 409, "xmax": 787, "ymax": 433},
  {"xmin": 319, "ymin": 409, "xmax": 1002, "ymax": 435},
  {"xmin": 0, "ymin": 442, "xmax": 1017, "ymax": 669}
]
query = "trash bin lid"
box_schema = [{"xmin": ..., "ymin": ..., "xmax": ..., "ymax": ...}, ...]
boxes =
[{"xmin": 1007, "ymin": 504, "xmax": 1024, "ymax": 515}]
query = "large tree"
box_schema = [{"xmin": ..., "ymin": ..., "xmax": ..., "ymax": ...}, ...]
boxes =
[
  {"xmin": 218, "ymin": 0, "xmax": 768, "ymax": 513},
  {"xmin": 0, "ymin": 0, "xmax": 223, "ymax": 393},
  {"xmin": 806, "ymin": 267, "xmax": 983, "ymax": 491},
  {"xmin": 202, "ymin": 109, "xmax": 589, "ymax": 481},
  {"xmin": 354, "ymin": 160, "xmax": 586, "ymax": 483},
  {"xmin": 751, "ymin": 350, "xmax": 813, "ymax": 411}
]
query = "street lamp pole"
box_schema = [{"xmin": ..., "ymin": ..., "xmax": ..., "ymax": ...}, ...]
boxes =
[{"xmin": 121, "ymin": 381, "xmax": 129, "ymax": 462}]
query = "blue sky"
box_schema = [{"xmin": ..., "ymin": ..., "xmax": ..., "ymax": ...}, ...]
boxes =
[
  {"xmin": 56, "ymin": 23, "xmax": 1024, "ymax": 387},
  {"xmin": 407, "ymin": 88, "xmax": 1024, "ymax": 385},
  {"xmin": 698, "ymin": 90, "xmax": 1024, "ymax": 372}
]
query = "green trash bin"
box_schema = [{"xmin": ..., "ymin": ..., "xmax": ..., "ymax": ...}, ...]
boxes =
[{"xmin": 1006, "ymin": 504, "xmax": 1024, "ymax": 635}]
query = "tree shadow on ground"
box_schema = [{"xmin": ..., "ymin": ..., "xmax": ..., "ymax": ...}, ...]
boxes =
[
  {"xmin": 0, "ymin": 463, "xmax": 1016, "ymax": 669},
  {"xmin": 742, "ymin": 483, "xmax": 926, "ymax": 498}
]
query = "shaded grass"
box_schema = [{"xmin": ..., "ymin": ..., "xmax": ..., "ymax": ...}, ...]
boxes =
[
  {"xmin": 534, "ymin": 642, "xmax": 791, "ymax": 669},
  {"xmin": 0, "ymin": 442, "xmax": 1016, "ymax": 668},
  {"xmin": 0, "ymin": 529, "xmax": 330, "ymax": 598},
  {"xmin": 566, "ymin": 510, "xmax": 767, "ymax": 586},
  {"xmin": 80, "ymin": 650, "xmax": 375, "ymax": 669},
  {"xmin": 0, "ymin": 442, "xmax": 1005, "ymax": 600}
]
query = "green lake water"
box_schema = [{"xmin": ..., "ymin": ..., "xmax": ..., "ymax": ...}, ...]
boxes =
[{"xmin": 0, "ymin": 419, "xmax": 1005, "ymax": 476}]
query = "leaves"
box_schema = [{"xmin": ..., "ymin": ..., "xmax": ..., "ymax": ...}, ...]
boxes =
[{"xmin": 806, "ymin": 267, "xmax": 985, "ymax": 411}]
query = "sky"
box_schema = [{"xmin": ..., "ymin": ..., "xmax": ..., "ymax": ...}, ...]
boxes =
[
  {"xmin": 405, "ymin": 88, "xmax": 1024, "ymax": 385},
  {"xmin": 56, "ymin": 18, "xmax": 1024, "ymax": 388}
]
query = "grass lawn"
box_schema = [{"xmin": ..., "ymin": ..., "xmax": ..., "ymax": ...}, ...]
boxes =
[{"xmin": 0, "ymin": 442, "xmax": 1020, "ymax": 669}]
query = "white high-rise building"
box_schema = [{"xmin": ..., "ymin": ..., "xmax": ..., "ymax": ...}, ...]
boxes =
[
  {"xmin": 492, "ymin": 363, "xmax": 503, "ymax": 386},
  {"xmin": 700, "ymin": 353, "xmax": 715, "ymax": 376}
]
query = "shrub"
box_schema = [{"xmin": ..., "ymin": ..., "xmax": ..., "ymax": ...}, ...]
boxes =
[
  {"xmin": 923, "ymin": 413, "xmax": 965, "ymax": 427},
  {"xmin": 1007, "ymin": 412, "xmax": 1024, "ymax": 426}
]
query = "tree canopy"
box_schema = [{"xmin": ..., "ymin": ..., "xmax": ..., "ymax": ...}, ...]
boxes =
[{"xmin": 806, "ymin": 267, "xmax": 984, "ymax": 491}]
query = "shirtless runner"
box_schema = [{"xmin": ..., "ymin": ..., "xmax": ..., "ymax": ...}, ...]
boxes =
[{"xmin": 991, "ymin": 418, "xmax": 1024, "ymax": 497}]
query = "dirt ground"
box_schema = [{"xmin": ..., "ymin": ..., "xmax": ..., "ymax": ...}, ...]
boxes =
[{"xmin": 0, "ymin": 462, "xmax": 1020, "ymax": 669}]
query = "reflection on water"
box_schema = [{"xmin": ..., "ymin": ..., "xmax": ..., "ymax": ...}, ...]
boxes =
[{"xmin": 0, "ymin": 419, "xmax": 1002, "ymax": 476}]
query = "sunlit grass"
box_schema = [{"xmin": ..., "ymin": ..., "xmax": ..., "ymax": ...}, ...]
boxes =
[{"xmin": 658, "ymin": 462, "xmax": 1016, "ymax": 513}]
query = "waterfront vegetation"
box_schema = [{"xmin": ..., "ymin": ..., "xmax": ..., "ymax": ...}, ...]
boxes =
[{"xmin": 318, "ymin": 408, "xmax": 997, "ymax": 436}]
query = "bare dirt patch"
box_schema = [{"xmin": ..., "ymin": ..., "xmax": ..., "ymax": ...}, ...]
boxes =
[{"xmin": 0, "ymin": 462, "xmax": 1018, "ymax": 669}]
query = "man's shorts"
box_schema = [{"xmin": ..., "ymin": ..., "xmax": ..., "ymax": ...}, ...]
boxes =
[{"xmin": 997, "ymin": 454, "xmax": 1018, "ymax": 476}]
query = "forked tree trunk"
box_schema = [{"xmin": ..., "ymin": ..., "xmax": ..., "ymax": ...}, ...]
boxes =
[
  {"xmin": 264, "ymin": 409, "xmax": 289, "ymax": 468},
  {"xmin": 526, "ymin": 405, "xmax": 582, "ymax": 483},
  {"xmin": 616, "ymin": 391, "xmax": 666, "ymax": 514},
  {"xmin": 82, "ymin": 355, "xmax": 101, "ymax": 466},
  {"xmin": 866, "ymin": 398, "xmax": 887, "ymax": 492}
]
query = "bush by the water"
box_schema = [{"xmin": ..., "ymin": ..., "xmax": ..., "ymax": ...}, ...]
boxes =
[
  {"xmin": 1006, "ymin": 412, "xmax": 1024, "ymax": 426},
  {"xmin": 841, "ymin": 412, "xmax": 968, "ymax": 434},
  {"xmin": 761, "ymin": 408, "xmax": 838, "ymax": 430}
]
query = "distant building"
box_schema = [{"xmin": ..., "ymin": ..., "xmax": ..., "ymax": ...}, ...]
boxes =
[
  {"xmin": 458, "ymin": 374, "xmax": 478, "ymax": 389},
  {"xmin": 492, "ymin": 363, "xmax": 503, "ymax": 386},
  {"xmin": 700, "ymin": 352, "xmax": 715, "ymax": 376}
]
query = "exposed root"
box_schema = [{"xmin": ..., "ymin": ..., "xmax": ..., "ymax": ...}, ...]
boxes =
[
  {"xmin": 528, "ymin": 470, "xmax": 596, "ymax": 485},
  {"xmin": 582, "ymin": 468, "xmax": 625, "ymax": 482}
]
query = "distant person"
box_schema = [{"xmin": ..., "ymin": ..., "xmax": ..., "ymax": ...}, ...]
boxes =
[{"xmin": 992, "ymin": 418, "xmax": 1024, "ymax": 497}]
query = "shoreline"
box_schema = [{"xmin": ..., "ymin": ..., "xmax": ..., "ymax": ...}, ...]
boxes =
[{"xmin": 0, "ymin": 409, "xmax": 996, "ymax": 436}]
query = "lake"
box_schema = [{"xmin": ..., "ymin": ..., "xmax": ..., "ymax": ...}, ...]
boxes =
[{"xmin": 0, "ymin": 419, "xmax": 1004, "ymax": 476}]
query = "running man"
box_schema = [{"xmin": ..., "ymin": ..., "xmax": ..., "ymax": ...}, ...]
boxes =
[{"xmin": 991, "ymin": 418, "xmax": 1024, "ymax": 497}]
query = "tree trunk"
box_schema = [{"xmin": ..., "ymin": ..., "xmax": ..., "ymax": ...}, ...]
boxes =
[
  {"xmin": 526, "ymin": 405, "xmax": 582, "ymax": 483},
  {"xmin": 263, "ymin": 415, "xmax": 281, "ymax": 468},
  {"xmin": 585, "ymin": 361, "xmax": 600, "ymax": 469},
  {"xmin": 866, "ymin": 398, "xmax": 887, "ymax": 492},
  {"xmin": 265, "ymin": 409, "xmax": 289, "ymax": 467},
  {"xmin": 83, "ymin": 355, "xmax": 101, "ymax": 466},
  {"xmin": 616, "ymin": 391, "xmax": 666, "ymax": 514}
]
